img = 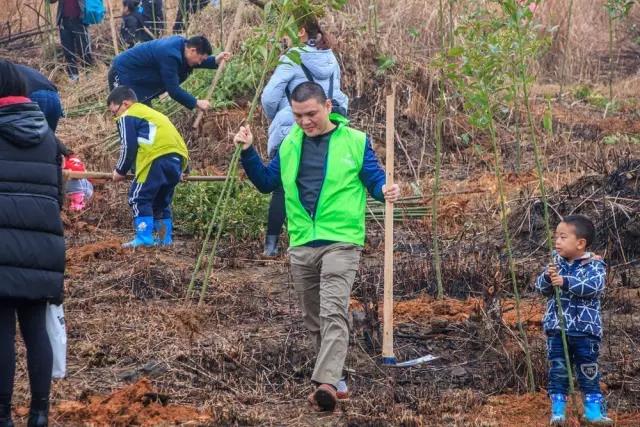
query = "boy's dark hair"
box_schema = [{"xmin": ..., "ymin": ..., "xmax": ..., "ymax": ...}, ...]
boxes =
[
  {"xmin": 0, "ymin": 60, "xmax": 27, "ymax": 98},
  {"xmin": 562, "ymin": 214, "xmax": 596, "ymax": 248},
  {"xmin": 106, "ymin": 86, "xmax": 138, "ymax": 105},
  {"xmin": 291, "ymin": 81, "xmax": 328, "ymax": 105},
  {"xmin": 185, "ymin": 35, "xmax": 212, "ymax": 56}
]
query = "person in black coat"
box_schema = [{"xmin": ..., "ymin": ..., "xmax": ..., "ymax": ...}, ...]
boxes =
[
  {"xmin": 0, "ymin": 60, "xmax": 65, "ymax": 427},
  {"xmin": 140, "ymin": 0, "xmax": 164, "ymax": 37},
  {"xmin": 120, "ymin": 0, "xmax": 154, "ymax": 49}
]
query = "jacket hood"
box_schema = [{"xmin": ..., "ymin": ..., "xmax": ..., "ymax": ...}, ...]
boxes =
[
  {"xmin": 0, "ymin": 102, "xmax": 50, "ymax": 147},
  {"xmin": 291, "ymin": 47, "xmax": 339, "ymax": 80}
]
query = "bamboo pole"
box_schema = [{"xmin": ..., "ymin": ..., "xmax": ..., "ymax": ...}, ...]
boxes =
[
  {"xmin": 106, "ymin": 0, "xmax": 120, "ymax": 55},
  {"xmin": 192, "ymin": 0, "xmax": 245, "ymax": 130},
  {"xmin": 63, "ymin": 171, "xmax": 226, "ymax": 182},
  {"xmin": 382, "ymin": 86, "xmax": 396, "ymax": 365},
  {"xmin": 43, "ymin": 0, "xmax": 57, "ymax": 61}
]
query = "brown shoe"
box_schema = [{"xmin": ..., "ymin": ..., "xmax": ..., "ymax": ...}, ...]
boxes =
[{"xmin": 309, "ymin": 384, "xmax": 337, "ymax": 412}]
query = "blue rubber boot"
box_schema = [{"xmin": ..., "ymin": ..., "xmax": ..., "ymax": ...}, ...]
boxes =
[
  {"xmin": 154, "ymin": 218, "xmax": 173, "ymax": 246},
  {"xmin": 549, "ymin": 394, "xmax": 567, "ymax": 426},
  {"xmin": 583, "ymin": 394, "xmax": 613, "ymax": 425},
  {"xmin": 123, "ymin": 216, "xmax": 155, "ymax": 248}
]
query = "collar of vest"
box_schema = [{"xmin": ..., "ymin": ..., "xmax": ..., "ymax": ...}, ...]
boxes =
[
  {"xmin": 114, "ymin": 102, "xmax": 149, "ymax": 121},
  {"xmin": 329, "ymin": 112, "xmax": 349, "ymax": 127}
]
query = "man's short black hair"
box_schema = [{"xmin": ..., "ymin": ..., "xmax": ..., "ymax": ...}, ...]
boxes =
[
  {"xmin": 291, "ymin": 81, "xmax": 328, "ymax": 105},
  {"xmin": 186, "ymin": 35, "xmax": 213, "ymax": 56},
  {"xmin": 561, "ymin": 214, "xmax": 596, "ymax": 248},
  {"xmin": 0, "ymin": 60, "xmax": 27, "ymax": 98},
  {"xmin": 106, "ymin": 86, "xmax": 138, "ymax": 106}
]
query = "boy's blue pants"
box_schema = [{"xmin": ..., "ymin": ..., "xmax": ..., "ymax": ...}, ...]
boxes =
[
  {"xmin": 128, "ymin": 154, "xmax": 182, "ymax": 220},
  {"xmin": 547, "ymin": 332, "xmax": 602, "ymax": 395}
]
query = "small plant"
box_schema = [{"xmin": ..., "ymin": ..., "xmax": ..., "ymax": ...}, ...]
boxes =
[
  {"xmin": 440, "ymin": 0, "xmax": 542, "ymax": 392},
  {"xmin": 173, "ymin": 181, "xmax": 269, "ymax": 240},
  {"xmin": 376, "ymin": 54, "xmax": 397, "ymax": 76}
]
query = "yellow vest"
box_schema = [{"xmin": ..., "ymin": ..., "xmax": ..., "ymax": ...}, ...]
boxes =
[{"xmin": 118, "ymin": 103, "xmax": 189, "ymax": 183}]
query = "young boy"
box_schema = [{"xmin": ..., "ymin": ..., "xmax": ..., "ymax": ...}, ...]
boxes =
[
  {"xmin": 107, "ymin": 86, "xmax": 189, "ymax": 248},
  {"xmin": 536, "ymin": 215, "xmax": 613, "ymax": 426}
]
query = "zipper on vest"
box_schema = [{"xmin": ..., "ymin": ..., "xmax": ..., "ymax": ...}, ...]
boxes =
[{"xmin": 310, "ymin": 129, "xmax": 334, "ymax": 241}]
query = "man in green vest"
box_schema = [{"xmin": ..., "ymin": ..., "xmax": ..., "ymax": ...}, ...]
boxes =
[
  {"xmin": 236, "ymin": 81, "xmax": 400, "ymax": 412},
  {"xmin": 107, "ymin": 85, "xmax": 190, "ymax": 248}
]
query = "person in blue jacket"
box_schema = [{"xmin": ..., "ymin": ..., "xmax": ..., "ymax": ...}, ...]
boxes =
[
  {"xmin": 108, "ymin": 35, "xmax": 231, "ymax": 111},
  {"xmin": 259, "ymin": 18, "xmax": 348, "ymax": 256}
]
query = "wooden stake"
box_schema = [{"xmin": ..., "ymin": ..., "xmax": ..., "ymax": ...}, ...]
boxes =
[
  {"xmin": 63, "ymin": 171, "xmax": 226, "ymax": 182},
  {"xmin": 106, "ymin": 0, "xmax": 120, "ymax": 55},
  {"xmin": 192, "ymin": 1, "xmax": 245, "ymax": 130},
  {"xmin": 382, "ymin": 85, "xmax": 396, "ymax": 365}
]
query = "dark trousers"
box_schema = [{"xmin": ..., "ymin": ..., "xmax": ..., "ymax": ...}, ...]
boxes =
[
  {"xmin": 267, "ymin": 185, "xmax": 286, "ymax": 236},
  {"xmin": 59, "ymin": 17, "xmax": 93, "ymax": 77},
  {"xmin": 108, "ymin": 68, "xmax": 154, "ymax": 106},
  {"xmin": 0, "ymin": 300, "xmax": 52, "ymax": 408},
  {"xmin": 547, "ymin": 332, "xmax": 602, "ymax": 395},
  {"xmin": 30, "ymin": 90, "xmax": 64, "ymax": 132},
  {"xmin": 128, "ymin": 154, "xmax": 182, "ymax": 219},
  {"xmin": 173, "ymin": 0, "xmax": 209, "ymax": 33}
]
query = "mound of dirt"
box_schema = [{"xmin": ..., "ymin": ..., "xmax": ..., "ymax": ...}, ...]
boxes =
[
  {"xmin": 52, "ymin": 379, "xmax": 210, "ymax": 426},
  {"xmin": 352, "ymin": 295, "xmax": 543, "ymax": 328},
  {"xmin": 510, "ymin": 160, "xmax": 640, "ymax": 261}
]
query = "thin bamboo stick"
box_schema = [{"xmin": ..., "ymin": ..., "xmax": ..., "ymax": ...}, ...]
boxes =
[
  {"xmin": 106, "ymin": 0, "xmax": 120, "ymax": 55},
  {"xmin": 192, "ymin": 0, "xmax": 245, "ymax": 130},
  {"xmin": 63, "ymin": 171, "xmax": 226, "ymax": 182}
]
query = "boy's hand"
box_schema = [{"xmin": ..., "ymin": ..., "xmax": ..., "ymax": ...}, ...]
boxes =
[
  {"xmin": 216, "ymin": 51, "xmax": 232, "ymax": 64},
  {"xmin": 112, "ymin": 170, "xmax": 126, "ymax": 182},
  {"xmin": 234, "ymin": 126, "xmax": 253, "ymax": 150},
  {"xmin": 547, "ymin": 264, "xmax": 564, "ymax": 287},
  {"xmin": 551, "ymin": 274, "xmax": 564, "ymax": 287},
  {"xmin": 382, "ymin": 184, "xmax": 401, "ymax": 202},
  {"xmin": 196, "ymin": 99, "xmax": 210, "ymax": 111}
]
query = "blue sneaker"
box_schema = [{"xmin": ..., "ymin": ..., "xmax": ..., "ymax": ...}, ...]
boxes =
[
  {"xmin": 583, "ymin": 394, "xmax": 613, "ymax": 425},
  {"xmin": 154, "ymin": 218, "xmax": 173, "ymax": 246},
  {"xmin": 549, "ymin": 394, "xmax": 567, "ymax": 426},
  {"xmin": 123, "ymin": 216, "xmax": 155, "ymax": 248}
]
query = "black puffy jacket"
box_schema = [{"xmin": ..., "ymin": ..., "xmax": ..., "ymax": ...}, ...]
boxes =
[{"xmin": 0, "ymin": 99, "xmax": 65, "ymax": 303}]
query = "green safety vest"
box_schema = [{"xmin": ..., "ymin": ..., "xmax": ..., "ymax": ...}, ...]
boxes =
[
  {"xmin": 279, "ymin": 114, "xmax": 368, "ymax": 247},
  {"xmin": 118, "ymin": 103, "xmax": 189, "ymax": 183}
]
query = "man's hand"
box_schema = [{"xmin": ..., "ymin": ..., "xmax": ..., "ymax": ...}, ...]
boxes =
[
  {"xmin": 181, "ymin": 172, "xmax": 189, "ymax": 182},
  {"xmin": 112, "ymin": 170, "xmax": 126, "ymax": 182},
  {"xmin": 216, "ymin": 51, "xmax": 232, "ymax": 64},
  {"xmin": 196, "ymin": 99, "xmax": 210, "ymax": 111},
  {"xmin": 234, "ymin": 126, "xmax": 253, "ymax": 150},
  {"xmin": 382, "ymin": 183, "xmax": 400, "ymax": 202}
]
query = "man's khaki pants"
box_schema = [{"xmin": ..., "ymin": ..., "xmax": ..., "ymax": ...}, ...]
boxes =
[{"xmin": 289, "ymin": 243, "xmax": 362, "ymax": 386}]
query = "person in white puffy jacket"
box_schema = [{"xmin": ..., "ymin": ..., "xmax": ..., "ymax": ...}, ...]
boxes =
[{"xmin": 260, "ymin": 18, "xmax": 348, "ymax": 256}]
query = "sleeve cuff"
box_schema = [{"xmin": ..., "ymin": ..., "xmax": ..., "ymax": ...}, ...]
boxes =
[
  {"xmin": 372, "ymin": 184, "xmax": 385, "ymax": 202},
  {"xmin": 240, "ymin": 145, "xmax": 258, "ymax": 159}
]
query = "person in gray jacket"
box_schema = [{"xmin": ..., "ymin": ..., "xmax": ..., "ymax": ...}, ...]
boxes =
[{"xmin": 260, "ymin": 18, "xmax": 348, "ymax": 256}]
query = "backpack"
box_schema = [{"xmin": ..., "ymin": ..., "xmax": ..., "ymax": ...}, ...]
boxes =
[
  {"xmin": 286, "ymin": 62, "xmax": 348, "ymax": 118},
  {"xmin": 83, "ymin": 0, "xmax": 106, "ymax": 25}
]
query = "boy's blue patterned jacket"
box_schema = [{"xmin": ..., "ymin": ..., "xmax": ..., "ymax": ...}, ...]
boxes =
[{"xmin": 535, "ymin": 251, "xmax": 606, "ymax": 339}]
